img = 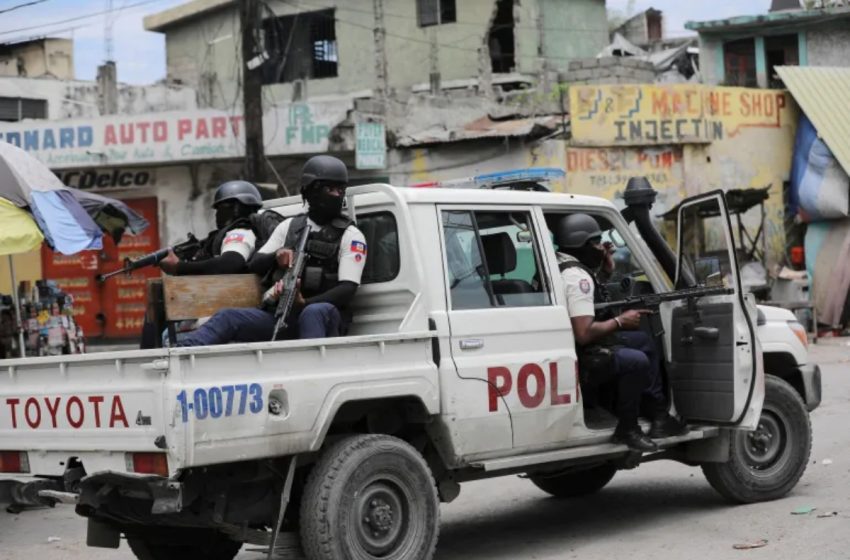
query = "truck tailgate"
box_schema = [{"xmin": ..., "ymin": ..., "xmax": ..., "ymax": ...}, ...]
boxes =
[{"xmin": 0, "ymin": 349, "xmax": 170, "ymax": 476}]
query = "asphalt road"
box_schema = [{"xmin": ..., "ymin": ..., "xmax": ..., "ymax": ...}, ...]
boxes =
[{"xmin": 2, "ymin": 343, "xmax": 848, "ymax": 560}]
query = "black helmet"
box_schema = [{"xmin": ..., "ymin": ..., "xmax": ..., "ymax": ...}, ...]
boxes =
[
  {"xmin": 213, "ymin": 180, "xmax": 263, "ymax": 208},
  {"xmin": 554, "ymin": 213, "xmax": 602, "ymax": 249},
  {"xmin": 300, "ymin": 155, "xmax": 348, "ymax": 195}
]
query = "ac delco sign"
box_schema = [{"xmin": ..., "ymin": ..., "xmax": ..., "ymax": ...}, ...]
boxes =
[{"xmin": 56, "ymin": 168, "xmax": 154, "ymax": 190}]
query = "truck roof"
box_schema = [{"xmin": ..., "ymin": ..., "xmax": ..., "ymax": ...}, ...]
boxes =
[{"xmin": 264, "ymin": 184, "xmax": 618, "ymax": 213}]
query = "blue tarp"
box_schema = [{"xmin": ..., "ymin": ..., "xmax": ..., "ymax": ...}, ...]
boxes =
[
  {"xmin": 30, "ymin": 190, "xmax": 103, "ymax": 254},
  {"xmin": 790, "ymin": 113, "xmax": 850, "ymax": 222}
]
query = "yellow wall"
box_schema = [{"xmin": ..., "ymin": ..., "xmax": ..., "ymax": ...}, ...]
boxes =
[
  {"xmin": 568, "ymin": 83, "xmax": 798, "ymax": 268},
  {"xmin": 0, "ymin": 250, "xmax": 43, "ymax": 295}
]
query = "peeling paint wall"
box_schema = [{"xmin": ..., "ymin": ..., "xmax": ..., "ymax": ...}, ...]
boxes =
[
  {"xmin": 538, "ymin": 0, "xmax": 609, "ymax": 72},
  {"xmin": 806, "ymin": 20, "xmax": 850, "ymax": 66},
  {"xmin": 0, "ymin": 39, "xmax": 74, "ymax": 80},
  {"xmin": 0, "ymin": 77, "xmax": 196, "ymax": 119}
]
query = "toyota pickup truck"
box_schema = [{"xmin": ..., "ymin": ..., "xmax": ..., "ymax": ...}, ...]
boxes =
[{"xmin": 0, "ymin": 176, "xmax": 818, "ymax": 560}]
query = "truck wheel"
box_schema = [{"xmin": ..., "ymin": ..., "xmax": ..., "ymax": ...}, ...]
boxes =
[
  {"xmin": 702, "ymin": 375, "xmax": 812, "ymax": 503},
  {"xmin": 126, "ymin": 529, "xmax": 241, "ymax": 560},
  {"xmin": 528, "ymin": 464, "xmax": 617, "ymax": 498},
  {"xmin": 300, "ymin": 434, "xmax": 439, "ymax": 560}
]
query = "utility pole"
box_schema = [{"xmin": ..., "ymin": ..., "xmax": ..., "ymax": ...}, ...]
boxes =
[
  {"xmin": 372, "ymin": 0, "xmax": 389, "ymax": 109},
  {"xmin": 240, "ymin": 0, "xmax": 267, "ymax": 183}
]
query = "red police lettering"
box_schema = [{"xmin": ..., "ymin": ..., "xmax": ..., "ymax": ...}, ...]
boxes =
[
  {"xmin": 487, "ymin": 367, "xmax": 512, "ymax": 412},
  {"xmin": 487, "ymin": 362, "xmax": 573, "ymax": 412},
  {"xmin": 517, "ymin": 364, "xmax": 545, "ymax": 408}
]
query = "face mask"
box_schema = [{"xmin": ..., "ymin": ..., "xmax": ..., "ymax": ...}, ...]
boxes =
[
  {"xmin": 306, "ymin": 185, "xmax": 345, "ymax": 224},
  {"xmin": 577, "ymin": 244, "xmax": 604, "ymax": 270}
]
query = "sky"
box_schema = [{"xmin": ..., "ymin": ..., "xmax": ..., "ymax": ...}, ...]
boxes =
[{"xmin": 0, "ymin": 0, "xmax": 775, "ymax": 85}]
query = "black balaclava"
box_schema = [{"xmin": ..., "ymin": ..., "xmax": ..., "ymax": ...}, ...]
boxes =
[
  {"xmin": 215, "ymin": 201, "xmax": 253, "ymax": 229},
  {"xmin": 305, "ymin": 183, "xmax": 344, "ymax": 225},
  {"xmin": 566, "ymin": 242, "xmax": 605, "ymax": 271}
]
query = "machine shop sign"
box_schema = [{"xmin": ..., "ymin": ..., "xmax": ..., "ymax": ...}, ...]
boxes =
[
  {"xmin": 0, "ymin": 102, "xmax": 351, "ymax": 169},
  {"xmin": 570, "ymin": 84, "xmax": 792, "ymax": 147},
  {"xmin": 56, "ymin": 168, "xmax": 154, "ymax": 190}
]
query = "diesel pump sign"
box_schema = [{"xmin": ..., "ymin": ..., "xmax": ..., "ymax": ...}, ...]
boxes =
[{"xmin": 56, "ymin": 169, "xmax": 154, "ymax": 190}]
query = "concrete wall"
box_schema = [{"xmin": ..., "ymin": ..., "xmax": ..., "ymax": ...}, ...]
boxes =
[
  {"xmin": 0, "ymin": 77, "xmax": 197, "ymax": 119},
  {"xmin": 0, "ymin": 39, "xmax": 74, "ymax": 80},
  {"xmin": 157, "ymin": 0, "xmax": 609, "ymax": 107},
  {"xmin": 538, "ymin": 0, "xmax": 609, "ymax": 73},
  {"xmin": 697, "ymin": 35, "xmax": 724, "ymax": 85},
  {"xmin": 565, "ymin": 57, "xmax": 656, "ymax": 85},
  {"xmin": 806, "ymin": 20, "xmax": 850, "ymax": 66},
  {"xmin": 161, "ymin": 4, "xmax": 241, "ymax": 108}
]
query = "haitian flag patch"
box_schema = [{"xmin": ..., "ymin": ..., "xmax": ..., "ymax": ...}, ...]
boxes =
[
  {"xmin": 224, "ymin": 232, "xmax": 245, "ymax": 244},
  {"xmin": 351, "ymin": 240, "xmax": 367, "ymax": 254}
]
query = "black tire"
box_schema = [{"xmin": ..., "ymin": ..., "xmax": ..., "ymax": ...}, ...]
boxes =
[
  {"xmin": 702, "ymin": 375, "xmax": 812, "ymax": 503},
  {"xmin": 126, "ymin": 529, "xmax": 242, "ymax": 560},
  {"xmin": 528, "ymin": 464, "xmax": 617, "ymax": 498},
  {"xmin": 300, "ymin": 434, "xmax": 439, "ymax": 560}
]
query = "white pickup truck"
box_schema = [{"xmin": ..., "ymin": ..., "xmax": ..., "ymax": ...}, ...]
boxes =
[{"xmin": 0, "ymin": 177, "xmax": 819, "ymax": 560}]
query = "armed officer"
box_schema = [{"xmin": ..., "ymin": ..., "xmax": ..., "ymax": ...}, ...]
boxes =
[
  {"xmin": 173, "ymin": 155, "xmax": 366, "ymax": 346},
  {"xmin": 555, "ymin": 213, "xmax": 687, "ymax": 452},
  {"xmin": 139, "ymin": 180, "xmax": 263, "ymax": 349},
  {"xmin": 158, "ymin": 180, "xmax": 263, "ymax": 276}
]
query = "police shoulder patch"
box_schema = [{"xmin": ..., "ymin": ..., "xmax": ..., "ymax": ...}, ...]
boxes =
[{"xmin": 579, "ymin": 278, "xmax": 591, "ymax": 294}]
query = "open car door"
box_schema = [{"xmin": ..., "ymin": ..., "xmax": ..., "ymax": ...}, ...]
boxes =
[{"xmin": 665, "ymin": 191, "xmax": 763, "ymax": 429}]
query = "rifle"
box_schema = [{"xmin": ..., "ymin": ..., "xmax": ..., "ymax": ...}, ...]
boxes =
[
  {"xmin": 270, "ymin": 225, "xmax": 311, "ymax": 341},
  {"xmin": 96, "ymin": 234, "xmax": 202, "ymax": 282},
  {"xmin": 595, "ymin": 284, "xmax": 734, "ymax": 337}
]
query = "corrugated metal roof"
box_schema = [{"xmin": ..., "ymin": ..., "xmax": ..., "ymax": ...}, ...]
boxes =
[{"xmin": 776, "ymin": 66, "xmax": 850, "ymax": 175}]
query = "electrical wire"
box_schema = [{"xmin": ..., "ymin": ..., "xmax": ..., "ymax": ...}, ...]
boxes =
[
  {"xmin": 0, "ymin": 0, "xmax": 166, "ymax": 37},
  {"xmin": 0, "ymin": 0, "xmax": 49, "ymax": 16}
]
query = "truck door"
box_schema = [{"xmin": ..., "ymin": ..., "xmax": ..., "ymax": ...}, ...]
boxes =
[
  {"xmin": 666, "ymin": 191, "xmax": 762, "ymax": 428},
  {"xmin": 439, "ymin": 207, "xmax": 579, "ymax": 460}
]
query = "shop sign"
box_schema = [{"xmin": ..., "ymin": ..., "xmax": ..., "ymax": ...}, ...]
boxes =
[
  {"xmin": 0, "ymin": 101, "xmax": 352, "ymax": 169},
  {"xmin": 55, "ymin": 168, "xmax": 154, "ymax": 190},
  {"xmin": 565, "ymin": 146, "xmax": 683, "ymax": 191},
  {"xmin": 355, "ymin": 122, "xmax": 386, "ymax": 169},
  {"xmin": 570, "ymin": 84, "xmax": 792, "ymax": 147}
]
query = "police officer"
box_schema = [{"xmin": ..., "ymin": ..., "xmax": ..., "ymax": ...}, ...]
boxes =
[
  {"xmin": 555, "ymin": 213, "xmax": 687, "ymax": 452},
  {"xmin": 174, "ymin": 155, "xmax": 366, "ymax": 346},
  {"xmin": 158, "ymin": 180, "xmax": 263, "ymax": 275},
  {"xmin": 139, "ymin": 180, "xmax": 263, "ymax": 349}
]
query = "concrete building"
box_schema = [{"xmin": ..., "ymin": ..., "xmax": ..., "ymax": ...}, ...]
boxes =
[
  {"xmin": 685, "ymin": 5, "xmax": 850, "ymax": 88},
  {"xmin": 0, "ymin": 38, "xmax": 74, "ymax": 80},
  {"xmin": 612, "ymin": 8, "xmax": 663, "ymax": 49},
  {"xmin": 143, "ymin": 0, "xmax": 609, "ymax": 108}
]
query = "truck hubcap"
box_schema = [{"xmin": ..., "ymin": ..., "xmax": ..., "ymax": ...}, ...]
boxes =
[
  {"xmin": 741, "ymin": 410, "xmax": 787, "ymax": 471},
  {"xmin": 356, "ymin": 481, "xmax": 405, "ymax": 555}
]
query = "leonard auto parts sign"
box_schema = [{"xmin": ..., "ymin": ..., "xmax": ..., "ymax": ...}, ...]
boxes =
[{"xmin": 0, "ymin": 101, "xmax": 351, "ymax": 169}]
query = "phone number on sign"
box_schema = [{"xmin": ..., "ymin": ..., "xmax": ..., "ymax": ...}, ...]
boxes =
[{"xmin": 176, "ymin": 384, "xmax": 263, "ymax": 423}]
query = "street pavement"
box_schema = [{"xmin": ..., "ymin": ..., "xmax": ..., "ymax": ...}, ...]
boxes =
[{"xmin": 1, "ymin": 343, "xmax": 848, "ymax": 560}]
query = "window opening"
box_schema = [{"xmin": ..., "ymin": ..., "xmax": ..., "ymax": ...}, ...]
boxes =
[
  {"xmin": 263, "ymin": 9, "xmax": 338, "ymax": 84},
  {"xmin": 723, "ymin": 38, "xmax": 756, "ymax": 87},
  {"xmin": 417, "ymin": 0, "xmax": 456, "ymax": 27},
  {"xmin": 489, "ymin": 0, "xmax": 515, "ymax": 73},
  {"xmin": 765, "ymin": 34, "xmax": 799, "ymax": 88}
]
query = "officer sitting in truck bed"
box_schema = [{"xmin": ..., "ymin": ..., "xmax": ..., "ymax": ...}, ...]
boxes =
[
  {"xmin": 554, "ymin": 213, "xmax": 688, "ymax": 452},
  {"xmin": 173, "ymin": 155, "xmax": 366, "ymax": 346}
]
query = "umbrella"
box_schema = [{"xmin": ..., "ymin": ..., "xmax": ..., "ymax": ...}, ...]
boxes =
[
  {"xmin": 68, "ymin": 189, "xmax": 150, "ymax": 244},
  {"xmin": 0, "ymin": 142, "xmax": 104, "ymax": 357},
  {"xmin": 0, "ymin": 142, "xmax": 103, "ymax": 254}
]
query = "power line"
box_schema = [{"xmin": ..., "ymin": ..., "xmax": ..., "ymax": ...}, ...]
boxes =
[
  {"xmin": 0, "ymin": 0, "xmax": 49, "ymax": 16},
  {"xmin": 0, "ymin": 0, "xmax": 164, "ymax": 38}
]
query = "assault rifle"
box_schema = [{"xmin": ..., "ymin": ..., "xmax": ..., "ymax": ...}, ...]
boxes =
[
  {"xmin": 595, "ymin": 284, "xmax": 733, "ymax": 337},
  {"xmin": 270, "ymin": 225, "xmax": 311, "ymax": 341},
  {"xmin": 96, "ymin": 234, "xmax": 202, "ymax": 282}
]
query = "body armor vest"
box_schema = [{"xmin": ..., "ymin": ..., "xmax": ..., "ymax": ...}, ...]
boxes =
[{"xmin": 283, "ymin": 215, "xmax": 352, "ymax": 299}]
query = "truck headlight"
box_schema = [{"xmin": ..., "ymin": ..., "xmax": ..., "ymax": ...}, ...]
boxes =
[{"xmin": 787, "ymin": 321, "xmax": 809, "ymax": 348}]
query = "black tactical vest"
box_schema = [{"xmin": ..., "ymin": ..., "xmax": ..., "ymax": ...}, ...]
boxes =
[
  {"xmin": 190, "ymin": 217, "xmax": 255, "ymax": 262},
  {"xmin": 283, "ymin": 214, "xmax": 353, "ymax": 299},
  {"xmin": 559, "ymin": 260, "xmax": 612, "ymax": 320}
]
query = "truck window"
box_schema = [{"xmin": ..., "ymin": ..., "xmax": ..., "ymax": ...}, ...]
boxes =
[
  {"xmin": 442, "ymin": 210, "xmax": 551, "ymax": 310},
  {"xmin": 358, "ymin": 211, "xmax": 400, "ymax": 284},
  {"xmin": 677, "ymin": 198, "xmax": 732, "ymax": 289}
]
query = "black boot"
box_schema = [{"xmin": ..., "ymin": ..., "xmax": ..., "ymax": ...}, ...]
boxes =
[
  {"xmin": 649, "ymin": 414, "xmax": 689, "ymax": 439},
  {"xmin": 612, "ymin": 428, "xmax": 659, "ymax": 452}
]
